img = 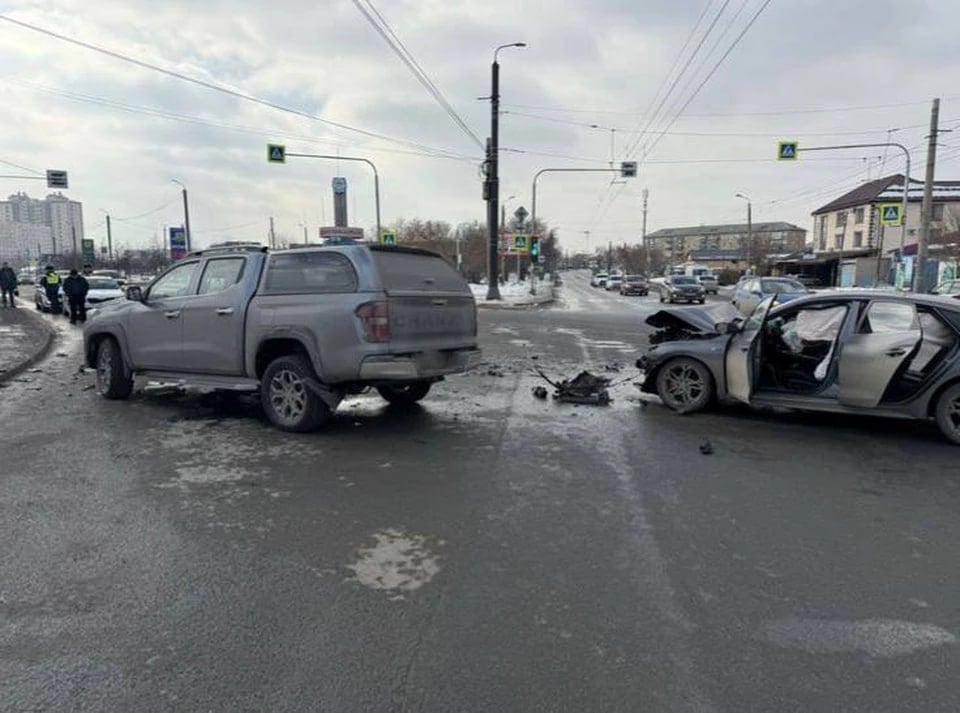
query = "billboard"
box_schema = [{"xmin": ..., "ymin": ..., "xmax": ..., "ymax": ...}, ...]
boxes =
[{"xmin": 170, "ymin": 226, "xmax": 187, "ymax": 260}]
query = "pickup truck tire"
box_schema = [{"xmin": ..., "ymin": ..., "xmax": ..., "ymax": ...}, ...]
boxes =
[
  {"xmin": 261, "ymin": 355, "xmax": 331, "ymax": 432},
  {"xmin": 96, "ymin": 337, "xmax": 133, "ymax": 400},
  {"xmin": 377, "ymin": 381, "xmax": 432, "ymax": 405}
]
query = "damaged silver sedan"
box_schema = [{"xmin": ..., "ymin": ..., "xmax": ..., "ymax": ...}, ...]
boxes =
[{"xmin": 637, "ymin": 292, "xmax": 960, "ymax": 444}]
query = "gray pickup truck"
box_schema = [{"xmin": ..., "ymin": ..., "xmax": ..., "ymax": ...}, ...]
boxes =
[{"xmin": 83, "ymin": 244, "xmax": 480, "ymax": 431}]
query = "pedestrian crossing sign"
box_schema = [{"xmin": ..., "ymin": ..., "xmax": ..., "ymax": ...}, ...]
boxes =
[
  {"xmin": 267, "ymin": 144, "xmax": 286, "ymax": 163},
  {"xmin": 380, "ymin": 230, "xmax": 397, "ymax": 246},
  {"xmin": 880, "ymin": 203, "xmax": 902, "ymax": 226},
  {"xmin": 777, "ymin": 141, "xmax": 798, "ymax": 161},
  {"xmin": 513, "ymin": 234, "xmax": 528, "ymax": 252}
]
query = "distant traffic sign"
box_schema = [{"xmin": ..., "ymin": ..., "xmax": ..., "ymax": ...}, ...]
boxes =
[
  {"xmin": 513, "ymin": 205, "xmax": 529, "ymax": 223},
  {"xmin": 81, "ymin": 238, "xmax": 96, "ymax": 265},
  {"xmin": 880, "ymin": 203, "xmax": 903, "ymax": 226},
  {"xmin": 267, "ymin": 144, "xmax": 286, "ymax": 163},
  {"xmin": 777, "ymin": 141, "xmax": 798, "ymax": 161},
  {"xmin": 620, "ymin": 161, "xmax": 637, "ymax": 178},
  {"xmin": 513, "ymin": 234, "xmax": 528, "ymax": 252},
  {"xmin": 380, "ymin": 230, "xmax": 397, "ymax": 246},
  {"xmin": 46, "ymin": 169, "xmax": 68, "ymax": 189}
]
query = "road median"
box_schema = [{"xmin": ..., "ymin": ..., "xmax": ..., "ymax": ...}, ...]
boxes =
[
  {"xmin": 473, "ymin": 283, "xmax": 555, "ymax": 310},
  {"xmin": 0, "ymin": 307, "xmax": 57, "ymax": 383}
]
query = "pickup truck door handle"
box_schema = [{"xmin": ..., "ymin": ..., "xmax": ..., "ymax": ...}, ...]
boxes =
[
  {"xmin": 885, "ymin": 347, "xmax": 908, "ymax": 357},
  {"xmin": 163, "ymin": 310, "xmax": 181, "ymax": 319},
  {"xmin": 216, "ymin": 307, "xmax": 235, "ymax": 315},
  {"xmin": 431, "ymin": 300, "xmax": 447, "ymax": 307}
]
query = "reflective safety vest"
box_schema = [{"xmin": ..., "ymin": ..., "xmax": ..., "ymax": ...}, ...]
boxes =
[{"xmin": 45, "ymin": 272, "xmax": 60, "ymax": 285}]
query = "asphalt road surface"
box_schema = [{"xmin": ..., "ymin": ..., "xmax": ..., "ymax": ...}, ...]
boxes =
[{"xmin": 1, "ymin": 271, "xmax": 959, "ymax": 712}]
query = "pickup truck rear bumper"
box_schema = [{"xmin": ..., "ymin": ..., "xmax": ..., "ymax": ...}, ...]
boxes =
[{"xmin": 358, "ymin": 348, "xmax": 482, "ymax": 381}]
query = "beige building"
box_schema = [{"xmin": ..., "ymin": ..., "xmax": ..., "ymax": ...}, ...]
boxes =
[
  {"xmin": 645, "ymin": 221, "xmax": 806, "ymax": 263},
  {"xmin": 0, "ymin": 221, "xmax": 53, "ymax": 266},
  {"xmin": 0, "ymin": 191, "xmax": 84, "ymax": 257},
  {"xmin": 811, "ymin": 174, "xmax": 960, "ymax": 255}
]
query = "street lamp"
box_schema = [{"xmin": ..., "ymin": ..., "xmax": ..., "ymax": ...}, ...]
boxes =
[
  {"xmin": 485, "ymin": 42, "xmax": 526, "ymax": 300},
  {"xmin": 171, "ymin": 179, "xmax": 192, "ymax": 251},
  {"xmin": 735, "ymin": 193, "xmax": 752, "ymax": 274},
  {"xmin": 298, "ymin": 222, "xmax": 309, "ymax": 244},
  {"xmin": 99, "ymin": 208, "xmax": 113, "ymax": 264}
]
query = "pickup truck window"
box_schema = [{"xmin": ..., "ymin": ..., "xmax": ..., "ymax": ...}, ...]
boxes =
[
  {"xmin": 372, "ymin": 251, "xmax": 468, "ymax": 293},
  {"xmin": 198, "ymin": 257, "xmax": 245, "ymax": 295},
  {"xmin": 150, "ymin": 261, "xmax": 199, "ymax": 299},
  {"xmin": 263, "ymin": 252, "xmax": 358, "ymax": 294}
]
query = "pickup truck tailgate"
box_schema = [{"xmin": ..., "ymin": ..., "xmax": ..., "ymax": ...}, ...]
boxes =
[{"xmin": 371, "ymin": 249, "xmax": 477, "ymax": 351}]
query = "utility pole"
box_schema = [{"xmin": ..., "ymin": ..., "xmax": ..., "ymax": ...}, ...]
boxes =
[
  {"xmin": 641, "ymin": 188, "xmax": 649, "ymax": 271},
  {"xmin": 172, "ymin": 179, "xmax": 192, "ymax": 251},
  {"xmin": 269, "ymin": 216, "xmax": 276, "ymax": 249},
  {"xmin": 607, "ymin": 241, "xmax": 613, "ymax": 272},
  {"xmin": 105, "ymin": 213, "xmax": 113, "ymax": 264},
  {"xmin": 916, "ymin": 97, "xmax": 940, "ymax": 293},
  {"xmin": 486, "ymin": 42, "xmax": 526, "ymax": 300},
  {"xmin": 71, "ymin": 225, "xmax": 78, "ymax": 269}
]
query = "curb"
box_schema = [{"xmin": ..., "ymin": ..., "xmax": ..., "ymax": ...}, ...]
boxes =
[
  {"xmin": 476, "ymin": 286, "xmax": 556, "ymax": 310},
  {"xmin": 0, "ymin": 310, "xmax": 57, "ymax": 384}
]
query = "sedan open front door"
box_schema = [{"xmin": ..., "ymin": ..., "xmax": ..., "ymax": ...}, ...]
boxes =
[
  {"xmin": 724, "ymin": 296, "xmax": 775, "ymax": 403},
  {"xmin": 838, "ymin": 299, "xmax": 922, "ymax": 408}
]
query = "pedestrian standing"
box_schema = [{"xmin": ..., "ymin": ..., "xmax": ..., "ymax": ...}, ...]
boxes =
[
  {"xmin": 63, "ymin": 269, "xmax": 89, "ymax": 324},
  {"xmin": 40, "ymin": 265, "xmax": 63, "ymax": 315},
  {"xmin": 0, "ymin": 262, "xmax": 16, "ymax": 308}
]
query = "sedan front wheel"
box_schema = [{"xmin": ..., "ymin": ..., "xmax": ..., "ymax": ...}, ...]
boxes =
[{"xmin": 656, "ymin": 357, "xmax": 714, "ymax": 414}]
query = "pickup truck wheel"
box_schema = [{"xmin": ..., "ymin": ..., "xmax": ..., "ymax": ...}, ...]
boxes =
[
  {"xmin": 261, "ymin": 355, "xmax": 330, "ymax": 432},
  {"xmin": 656, "ymin": 357, "xmax": 713, "ymax": 414},
  {"xmin": 96, "ymin": 337, "xmax": 133, "ymax": 400},
  {"xmin": 377, "ymin": 381, "xmax": 431, "ymax": 405}
]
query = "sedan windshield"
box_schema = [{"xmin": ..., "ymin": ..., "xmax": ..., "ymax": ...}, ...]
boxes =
[
  {"xmin": 625, "ymin": 275, "xmax": 645, "ymax": 281},
  {"xmin": 672, "ymin": 276, "xmax": 698, "ymax": 285},
  {"xmin": 761, "ymin": 278, "xmax": 805, "ymax": 293}
]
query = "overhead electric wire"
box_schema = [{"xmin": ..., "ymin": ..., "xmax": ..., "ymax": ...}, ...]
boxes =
[
  {"xmin": 350, "ymin": 0, "xmax": 484, "ymax": 149},
  {"xmin": 0, "ymin": 14, "xmax": 480, "ymax": 159},
  {"xmin": 7, "ymin": 79, "xmax": 477, "ymax": 162},
  {"xmin": 0, "ymin": 157, "xmax": 43, "ymax": 174},
  {"xmin": 111, "ymin": 198, "xmax": 181, "ymax": 222},
  {"xmin": 623, "ymin": 0, "xmax": 733, "ymax": 159}
]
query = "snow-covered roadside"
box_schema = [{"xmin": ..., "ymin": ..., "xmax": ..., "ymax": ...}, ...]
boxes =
[{"xmin": 470, "ymin": 281, "xmax": 553, "ymax": 307}]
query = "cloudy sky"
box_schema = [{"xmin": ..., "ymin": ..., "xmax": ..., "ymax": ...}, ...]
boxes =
[{"xmin": 1, "ymin": 0, "xmax": 959, "ymax": 254}]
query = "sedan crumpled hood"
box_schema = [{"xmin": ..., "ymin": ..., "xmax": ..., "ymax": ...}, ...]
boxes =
[{"xmin": 646, "ymin": 302, "xmax": 741, "ymax": 335}]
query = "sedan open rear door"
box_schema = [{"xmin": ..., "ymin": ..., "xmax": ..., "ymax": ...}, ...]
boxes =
[{"xmin": 838, "ymin": 300, "xmax": 921, "ymax": 408}]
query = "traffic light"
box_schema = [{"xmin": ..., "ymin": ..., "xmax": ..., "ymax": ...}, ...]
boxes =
[{"xmin": 529, "ymin": 236, "xmax": 541, "ymax": 260}]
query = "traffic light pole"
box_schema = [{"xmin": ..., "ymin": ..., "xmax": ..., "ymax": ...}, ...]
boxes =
[
  {"xmin": 796, "ymin": 142, "xmax": 910, "ymax": 286},
  {"xmin": 530, "ymin": 167, "xmax": 626, "ymax": 294},
  {"xmin": 286, "ymin": 153, "xmax": 381, "ymax": 242}
]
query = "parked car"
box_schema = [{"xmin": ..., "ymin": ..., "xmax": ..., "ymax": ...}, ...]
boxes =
[
  {"xmin": 620, "ymin": 275, "xmax": 649, "ymax": 296},
  {"xmin": 83, "ymin": 244, "xmax": 481, "ymax": 432},
  {"xmin": 698, "ymin": 274, "xmax": 719, "ymax": 294},
  {"xmin": 84, "ymin": 277, "xmax": 126, "ymax": 311},
  {"xmin": 605, "ymin": 275, "xmax": 624, "ymax": 292},
  {"xmin": 789, "ymin": 274, "xmax": 824, "ymax": 289},
  {"xmin": 731, "ymin": 276, "xmax": 809, "ymax": 316},
  {"xmin": 658, "ymin": 275, "xmax": 706, "ymax": 304},
  {"xmin": 931, "ymin": 279, "xmax": 960, "ymax": 298},
  {"xmin": 34, "ymin": 270, "xmax": 72, "ymax": 314},
  {"xmin": 591, "ymin": 272, "xmax": 609, "ymax": 288},
  {"xmin": 637, "ymin": 292, "xmax": 960, "ymax": 444}
]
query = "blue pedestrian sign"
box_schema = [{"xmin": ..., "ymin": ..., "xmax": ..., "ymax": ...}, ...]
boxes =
[
  {"xmin": 879, "ymin": 203, "xmax": 902, "ymax": 226},
  {"xmin": 267, "ymin": 143, "xmax": 286, "ymax": 163},
  {"xmin": 777, "ymin": 141, "xmax": 798, "ymax": 161}
]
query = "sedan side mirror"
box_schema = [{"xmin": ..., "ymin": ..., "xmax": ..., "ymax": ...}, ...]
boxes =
[{"xmin": 126, "ymin": 285, "xmax": 143, "ymax": 301}]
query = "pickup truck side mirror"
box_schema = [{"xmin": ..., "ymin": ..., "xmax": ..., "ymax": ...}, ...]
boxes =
[{"xmin": 126, "ymin": 285, "xmax": 143, "ymax": 301}]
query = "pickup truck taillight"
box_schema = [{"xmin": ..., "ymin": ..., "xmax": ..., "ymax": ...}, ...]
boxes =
[{"xmin": 356, "ymin": 300, "xmax": 391, "ymax": 342}]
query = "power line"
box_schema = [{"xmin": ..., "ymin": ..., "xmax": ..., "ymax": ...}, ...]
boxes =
[
  {"xmin": 502, "ymin": 109, "xmax": 932, "ymax": 138},
  {"xmin": 7, "ymin": 79, "xmax": 477, "ymax": 163},
  {"xmin": 503, "ymin": 97, "xmax": 951, "ymax": 118},
  {"xmin": 111, "ymin": 198, "xmax": 181, "ymax": 222},
  {"xmin": 0, "ymin": 14, "xmax": 480, "ymax": 159},
  {"xmin": 0, "ymin": 157, "xmax": 43, "ymax": 175},
  {"xmin": 350, "ymin": 0, "xmax": 483, "ymax": 149}
]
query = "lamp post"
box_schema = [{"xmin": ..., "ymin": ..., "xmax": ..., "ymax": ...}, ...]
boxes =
[
  {"xmin": 485, "ymin": 42, "xmax": 526, "ymax": 300},
  {"xmin": 100, "ymin": 208, "xmax": 113, "ymax": 264},
  {"xmin": 736, "ymin": 193, "xmax": 752, "ymax": 275},
  {"xmin": 171, "ymin": 179, "xmax": 191, "ymax": 251},
  {"xmin": 298, "ymin": 222, "xmax": 309, "ymax": 244}
]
